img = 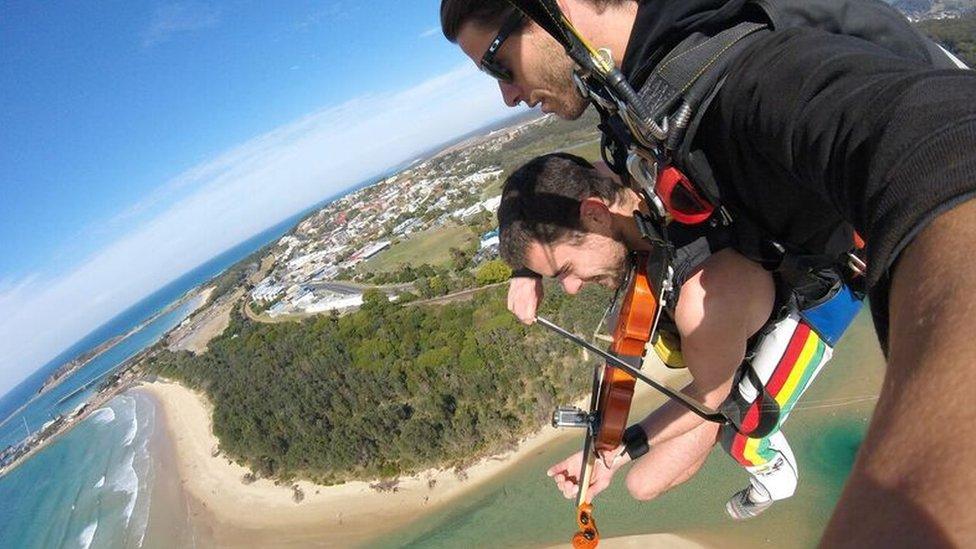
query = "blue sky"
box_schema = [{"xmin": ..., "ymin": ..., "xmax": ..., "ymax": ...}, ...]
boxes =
[{"xmin": 0, "ymin": 1, "xmax": 518, "ymax": 395}]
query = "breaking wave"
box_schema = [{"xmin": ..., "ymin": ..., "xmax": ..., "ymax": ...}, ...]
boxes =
[
  {"xmin": 77, "ymin": 521, "xmax": 97, "ymax": 549},
  {"xmin": 122, "ymin": 412, "xmax": 138, "ymax": 447},
  {"xmin": 93, "ymin": 476, "xmax": 105, "ymax": 489},
  {"xmin": 111, "ymin": 451, "xmax": 139, "ymax": 528},
  {"xmin": 88, "ymin": 408, "xmax": 115, "ymax": 424}
]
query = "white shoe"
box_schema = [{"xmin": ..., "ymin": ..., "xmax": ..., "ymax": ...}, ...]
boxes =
[{"xmin": 725, "ymin": 486, "xmax": 773, "ymax": 520}]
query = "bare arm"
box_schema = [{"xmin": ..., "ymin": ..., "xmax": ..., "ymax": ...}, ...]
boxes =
[
  {"xmin": 636, "ymin": 249, "xmax": 773, "ymax": 448},
  {"xmin": 548, "ymin": 410, "xmax": 719, "ymax": 501},
  {"xmin": 822, "ymin": 199, "xmax": 976, "ymax": 546}
]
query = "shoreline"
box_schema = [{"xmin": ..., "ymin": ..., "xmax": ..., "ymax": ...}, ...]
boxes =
[
  {"xmin": 0, "ymin": 285, "xmax": 214, "ymax": 480},
  {"xmin": 0, "ymin": 283, "xmax": 209, "ymax": 432},
  {"xmin": 137, "ymin": 379, "xmax": 583, "ymax": 546},
  {"xmin": 135, "ymin": 363, "xmax": 692, "ymax": 547}
]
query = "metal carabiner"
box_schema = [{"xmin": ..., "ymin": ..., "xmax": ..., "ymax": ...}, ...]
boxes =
[{"xmin": 626, "ymin": 152, "xmax": 667, "ymax": 220}]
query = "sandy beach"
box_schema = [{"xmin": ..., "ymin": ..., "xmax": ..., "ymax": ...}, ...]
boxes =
[
  {"xmin": 166, "ymin": 286, "xmax": 232, "ymax": 354},
  {"xmin": 131, "ymin": 307, "xmax": 888, "ymax": 549},
  {"xmin": 136, "ymin": 358, "xmax": 692, "ymax": 547}
]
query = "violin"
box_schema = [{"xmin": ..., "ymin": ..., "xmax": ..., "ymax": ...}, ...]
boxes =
[
  {"xmin": 540, "ymin": 251, "xmax": 658, "ymax": 548},
  {"xmin": 538, "ymin": 249, "xmax": 729, "ymax": 548},
  {"xmin": 578, "ymin": 251, "xmax": 657, "ymax": 548}
]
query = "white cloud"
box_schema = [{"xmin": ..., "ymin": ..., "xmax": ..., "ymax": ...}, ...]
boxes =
[
  {"xmin": 419, "ymin": 27, "xmax": 441, "ymax": 39},
  {"xmin": 142, "ymin": 2, "xmax": 221, "ymax": 47},
  {"xmin": 0, "ymin": 64, "xmax": 515, "ymax": 396}
]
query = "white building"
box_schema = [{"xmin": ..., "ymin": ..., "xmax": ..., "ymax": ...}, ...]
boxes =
[
  {"xmin": 303, "ymin": 294, "xmax": 364, "ymax": 313},
  {"xmin": 480, "ymin": 229, "xmax": 500, "ymax": 249},
  {"xmin": 350, "ymin": 240, "xmax": 391, "ymax": 262},
  {"xmin": 481, "ymin": 195, "xmax": 502, "ymax": 213},
  {"xmin": 251, "ymin": 277, "xmax": 285, "ymax": 302}
]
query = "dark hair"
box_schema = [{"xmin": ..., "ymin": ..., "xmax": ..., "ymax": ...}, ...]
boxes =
[
  {"xmin": 497, "ymin": 153, "xmax": 624, "ymax": 270},
  {"xmin": 440, "ymin": 0, "xmax": 630, "ymax": 43}
]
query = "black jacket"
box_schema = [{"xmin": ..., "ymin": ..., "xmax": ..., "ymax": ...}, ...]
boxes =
[{"xmin": 616, "ymin": 0, "xmax": 976, "ymax": 342}]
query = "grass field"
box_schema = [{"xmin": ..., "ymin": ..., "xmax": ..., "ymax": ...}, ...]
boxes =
[
  {"xmin": 479, "ymin": 177, "xmax": 505, "ymax": 200},
  {"xmin": 357, "ymin": 224, "xmax": 476, "ymax": 274},
  {"xmin": 479, "ymin": 138, "xmax": 604, "ymax": 201},
  {"xmin": 561, "ymin": 138, "xmax": 602, "ymax": 162}
]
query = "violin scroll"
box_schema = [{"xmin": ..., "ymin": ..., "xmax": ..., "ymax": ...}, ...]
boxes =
[{"xmin": 572, "ymin": 503, "xmax": 600, "ymax": 549}]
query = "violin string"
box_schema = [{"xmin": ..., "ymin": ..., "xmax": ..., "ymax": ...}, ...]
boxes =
[{"xmin": 592, "ymin": 279, "xmax": 623, "ymax": 341}]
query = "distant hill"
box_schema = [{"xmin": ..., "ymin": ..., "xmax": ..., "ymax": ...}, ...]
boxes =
[
  {"xmin": 887, "ymin": 0, "xmax": 974, "ymax": 20},
  {"xmin": 916, "ymin": 12, "xmax": 976, "ymax": 66}
]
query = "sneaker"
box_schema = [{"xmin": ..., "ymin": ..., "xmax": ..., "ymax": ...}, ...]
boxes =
[{"xmin": 725, "ymin": 487, "xmax": 774, "ymax": 520}]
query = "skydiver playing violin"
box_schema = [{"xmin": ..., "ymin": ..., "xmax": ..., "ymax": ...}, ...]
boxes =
[{"xmin": 497, "ymin": 152, "xmax": 828, "ymax": 520}]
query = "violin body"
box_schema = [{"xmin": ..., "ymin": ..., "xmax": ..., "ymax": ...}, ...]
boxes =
[{"xmin": 595, "ymin": 253, "xmax": 657, "ymax": 452}]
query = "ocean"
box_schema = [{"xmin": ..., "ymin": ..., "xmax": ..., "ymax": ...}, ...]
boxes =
[
  {"xmin": 0, "ymin": 206, "xmax": 315, "ymax": 547},
  {"xmin": 0, "ymin": 211, "xmax": 304, "ymax": 430},
  {"xmin": 0, "ymin": 171, "xmax": 392, "ymax": 547},
  {"xmin": 0, "ymin": 393, "xmax": 165, "ymax": 548}
]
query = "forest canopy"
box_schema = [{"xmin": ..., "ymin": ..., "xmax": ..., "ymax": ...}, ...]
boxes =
[{"xmin": 148, "ymin": 283, "xmax": 611, "ymax": 484}]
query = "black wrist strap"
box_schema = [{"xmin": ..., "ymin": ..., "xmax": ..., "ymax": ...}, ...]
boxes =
[{"xmin": 622, "ymin": 423, "xmax": 649, "ymax": 461}]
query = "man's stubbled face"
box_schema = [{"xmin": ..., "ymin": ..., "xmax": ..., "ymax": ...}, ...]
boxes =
[
  {"xmin": 523, "ymin": 231, "xmax": 629, "ymax": 295},
  {"xmin": 456, "ymin": 20, "xmax": 590, "ymax": 120}
]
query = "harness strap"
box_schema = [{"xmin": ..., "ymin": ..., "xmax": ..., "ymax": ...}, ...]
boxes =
[
  {"xmin": 638, "ymin": 21, "xmax": 769, "ymax": 145},
  {"xmin": 597, "ymin": 21, "xmax": 769, "ymax": 178}
]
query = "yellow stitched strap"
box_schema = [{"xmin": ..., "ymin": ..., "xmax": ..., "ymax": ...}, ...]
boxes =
[{"xmin": 653, "ymin": 331, "xmax": 684, "ymax": 369}]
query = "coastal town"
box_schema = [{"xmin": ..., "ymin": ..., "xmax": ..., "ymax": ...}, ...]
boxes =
[
  {"xmin": 3, "ymin": 1, "xmax": 974, "ymax": 546},
  {"xmin": 242, "ymin": 120, "xmax": 533, "ymax": 319},
  {"xmin": 0, "ymin": 111, "xmax": 600, "ymax": 479}
]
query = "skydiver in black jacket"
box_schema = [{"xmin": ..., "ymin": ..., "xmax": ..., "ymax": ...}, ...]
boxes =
[{"xmin": 441, "ymin": 0, "xmax": 976, "ymax": 544}]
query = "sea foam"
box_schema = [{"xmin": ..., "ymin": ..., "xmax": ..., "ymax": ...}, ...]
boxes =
[
  {"xmin": 89, "ymin": 407, "xmax": 115, "ymax": 424},
  {"xmin": 111, "ymin": 452, "xmax": 139, "ymax": 528},
  {"xmin": 77, "ymin": 521, "xmax": 97, "ymax": 549},
  {"xmin": 122, "ymin": 413, "xmax": 138, "ymax": 447},
  {"xmin": 93, "ymin": 476, "xmax": 105, "ymax": 489}
]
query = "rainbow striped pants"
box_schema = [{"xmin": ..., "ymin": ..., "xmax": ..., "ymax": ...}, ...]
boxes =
[{"xmin": 718, "ymin": 311, "xmax": 837, "ymax": 501}]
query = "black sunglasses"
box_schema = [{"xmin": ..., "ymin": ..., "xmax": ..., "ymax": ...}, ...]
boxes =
[{"xmin": 480, "ymin": 10, "xmax": 526, "ymax": 82}]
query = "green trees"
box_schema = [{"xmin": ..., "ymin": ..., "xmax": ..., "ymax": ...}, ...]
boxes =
[
  {"xmin": 148, "ymin": 282, "xmax": 611, "ymax": 484},
  {"xmin": 475, "ymin": 260, "xmax": 513, "ymax": 286}
]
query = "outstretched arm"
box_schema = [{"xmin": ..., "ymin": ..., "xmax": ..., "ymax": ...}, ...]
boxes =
[
  {"xmin": 547, "ymin": 412, "xmax": 718, "ymax": 502},
  {"xmin": 822, "ymin": 198, "xmax": 976, "ymax": 546},
  {"xmin": 711, "ymin": 30, "xmax": 976, "ymax": 542}
]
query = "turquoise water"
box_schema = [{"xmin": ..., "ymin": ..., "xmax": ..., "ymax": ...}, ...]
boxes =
[
  {"xmin": 0, "ymin": 179, "xmax": 383, "ymax": 427},
  {"xmin": 0, "ymin": 212, "xmax": 305, "ymax": 428},
  {"xmin": 0, "ymin": 210, "xmax": 308, "ymax": 548},
  {"xmin": 369, "ymin": 311, "xmax": 885, "ymax": 548},
  {"xmin": 0, "ymin": 393, "xmax": 158, "ymax": 548},
  {"xmin": 0, "ymin": 173, "xmax": 421, "ymax": 547}
]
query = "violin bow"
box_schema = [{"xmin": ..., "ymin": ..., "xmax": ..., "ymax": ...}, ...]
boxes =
[
  {"xmin": 536, "ymin": 317, "xmax": 729, "ymax": 424},
  {"xmin": 537, "ymin": 314, "xmax": 731, "ymax": 548}
]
